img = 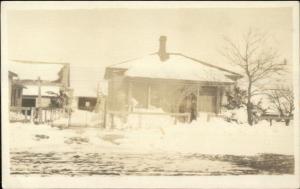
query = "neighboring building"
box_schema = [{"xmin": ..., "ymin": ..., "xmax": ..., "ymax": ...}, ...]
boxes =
[
  {"xmin": 9, "ymin": 71, "xmax": 24, "ymax": 107},
  {"xmin": 71, "ymin": 82, "xmax": 107, "ymax": 112},
  {"xmin": 104, "ymin": 36, "xmax": 242, "ymax": 120},
  {"xmin": 74, "ymin": 95, "xmax": 98, "ymax": 111},
  {"xmin": 70, "ymin": 66, "xmax": 107, "ymax": 112},
  {"xmin": 9, "ymin": 60, "xmax": 70, "ymax": 108}
]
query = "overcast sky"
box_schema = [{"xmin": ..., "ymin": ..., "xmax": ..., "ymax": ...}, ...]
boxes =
[{"xmin": 5, "ymin": 7, "xmax": 293, "ymax": 84}]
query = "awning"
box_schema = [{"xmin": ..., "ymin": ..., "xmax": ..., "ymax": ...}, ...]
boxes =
[{"xmin": 23, "ymin": 85, "xmax": 61, "ymax": 97}]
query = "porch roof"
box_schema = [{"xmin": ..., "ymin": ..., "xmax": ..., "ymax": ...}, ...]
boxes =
[{"xmin": 23, "ymin": 85, "xmax": 61, "ymax": 97}]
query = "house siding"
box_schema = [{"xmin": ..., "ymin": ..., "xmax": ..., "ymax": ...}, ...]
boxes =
[{"xmin": 107, "ymin": 75, "xmax": 231, "ymax": 114}]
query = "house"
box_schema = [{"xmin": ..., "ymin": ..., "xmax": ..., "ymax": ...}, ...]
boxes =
[
  {"xmin": 104, "ymin": 36, "xmax": 242, "ymax": 120},
  {"xmin": 9, "ymin": 71, "xmax": 24, "ymax": 107},
  {"xmin": 9, "ymin": 60, "xmax": 70, "ymax": 108}
]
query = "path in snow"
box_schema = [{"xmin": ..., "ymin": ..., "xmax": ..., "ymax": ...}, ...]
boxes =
[{"xmin": 10, "ymin": 151, "xmax": 294, "ymax": 176}]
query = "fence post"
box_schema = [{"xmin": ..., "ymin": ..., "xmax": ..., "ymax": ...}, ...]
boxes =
[
  {"xmin": 25, "ymin": 109, "xmax": 28, "ymax": 121},
  {"xmin": 30, "ymin": 108, "xmax": 33, "ymax": 123},
  {"xmin": 207, "ymin": 114, "xmax": 211, "ymax": 122},
  {"xmin": 50, "ymin": 109, "xmax": 53, "ymax": 122},
  {"xmin": 68, "ymin": 108, "xmax": 71, "ymax": 128},
  {"xmin": 138, "ymin": 114, "xmax": 142, "ymax": 128},
  {"xmin": 111, "ymin": 113, "xmax": 115, "ymax": 129},
  {"xmin": 103, "ymin": 112, "xmax": 107, "ymax": 129},
  {"xmin": 45, "ymin": 109, "xmax": 48, "ymax": 123},
  {"xmin": 103, "ymin": 101, "xmax": 107, "ymax": 129},
  {"xmin": 54, "ymin": 109, "xmax": 57, "ymax": 120}
]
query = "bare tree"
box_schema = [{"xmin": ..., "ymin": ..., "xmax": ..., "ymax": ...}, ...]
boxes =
[
  {"xmin": 267, "ymin": 86, "xmax": 294, "ymax": 117},
  {"xmin": 221, "ymin": 29, "xmax": 286, "ymax": 125}
]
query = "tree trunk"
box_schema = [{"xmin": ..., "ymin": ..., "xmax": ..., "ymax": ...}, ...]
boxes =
[
  {"xmin": 247, "ymin": 81, "xmax": 253, "ymax": 126},
  {"xmin": 247, "ymin": 102, "xmax": 253, "ymax": 125}
]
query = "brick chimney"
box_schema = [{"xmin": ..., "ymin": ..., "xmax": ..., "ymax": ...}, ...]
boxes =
[{"xmin": 158, "ymin": 36, "xmax": 169, "ymax": 61}]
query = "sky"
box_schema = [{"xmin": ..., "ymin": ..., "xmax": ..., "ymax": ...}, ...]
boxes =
[{"xmin": 5, "ymin": 7, "xmax": 294, "ymax": 89}]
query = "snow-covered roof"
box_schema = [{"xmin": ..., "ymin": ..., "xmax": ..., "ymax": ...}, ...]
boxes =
[
  {"xmin": 108, "ymin": 53, "xmax": 240, "ymax": 83},
  {"xmin": 23, "ymin": 85, "xmax": 61, "ymax": 97},
  {"xmin": 9, "ymin": 71, "xmax": 18, "ymax": 78},
  {"xmin": 9, "ymin": 60, "xmax": 65, "ymax": 81},
  {"xmin": 70, "ymin": 66, "xmax": 105, "ymax": 98},
  {"xmin": 73, "ymin": 85, "xmax": 98, "ymax": 98}
]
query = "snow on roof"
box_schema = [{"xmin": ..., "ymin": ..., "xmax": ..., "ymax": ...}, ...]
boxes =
[
  {"xmin": 23, "ymin": 85, "xmax": 61, "ymax": 97},
  {"xmin": 72, "ymin": 81, "xmax": 107, "ymax": 98},
  {"xmin": 9, "ymin": 71, "xmax": 18, "ymax": 77},
  {"xmin": 9, "ymin": 60, "xmax": 64, "ymax": 81},
  {"xmin": 109, "ymin": 54, "xmax": 237, "ymax": 83},
  {"xmin": 73, "ymin": 85, "xmax": 98, "ymax": 98},
  {"xmin": 70, "ymin": 66, "xmax": 104, "ymax": 98}
]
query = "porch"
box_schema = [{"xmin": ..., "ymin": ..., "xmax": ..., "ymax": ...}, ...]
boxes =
[{"xmin": 107, "ymin": 77, "xmax": 231, "ymax": 121}]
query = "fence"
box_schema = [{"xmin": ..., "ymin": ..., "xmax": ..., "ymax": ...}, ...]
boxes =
[
  {"xmin": 105, "ymin": 111, "xmax": 190, "ymax": 129},
  {"xmin": 9, "ymin": 106, "xmax": 32, "ymax": 123},
  {"xmin": 259, "ymin": 115, "xmax": 293, "ymax": 126},
  {"xmin": 9, "ymin": 106, "xmax": 65, "ymax": 124}
]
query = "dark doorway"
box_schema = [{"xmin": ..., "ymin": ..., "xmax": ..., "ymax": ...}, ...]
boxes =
[
  {"xmin": 78, "ymin": 97, "xmax": 97, "ymax": 111},
  {"xmin": 22, "ymin": 98, "xmax": 36, "ymax": 107}
]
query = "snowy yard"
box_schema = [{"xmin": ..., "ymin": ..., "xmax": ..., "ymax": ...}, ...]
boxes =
[{"xmin": 9, "ymin": 117, "xmax": 295, "ymax": 176}]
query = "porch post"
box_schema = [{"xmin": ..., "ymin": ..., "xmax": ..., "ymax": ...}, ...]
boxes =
[
  {"xmin": 196, "ymin": 86, "xmax": 200, "ymax": 113},
  {"xmin": 127, "ymin": 81, "xmax": 132, "ymax": 112},
  {"xmin": 219, "ymin": 87, "xmax": 224, "ymax": 110},
  {"xmin": 110, "ymin": 79, "xmax": 114, "ymax": 111},
  {"xmin": 37, "ymin": 77, "xmax": 42, "ymax": 108},
  {"xmin": 37, "ymin": 77, "xmax": 42, "ymax": 123},
  {"xmin": 147, "ymin": 84, "xmax": 151, "ymax": 109},
  {"xmin": 216, "ymin": 86, "xmax": 220, "ymax": 114}
]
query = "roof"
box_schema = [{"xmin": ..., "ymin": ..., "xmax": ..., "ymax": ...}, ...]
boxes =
[
  {"xmin": 106, "ymin": 53, "xmax": 242, "ymax": 83},
  {"xmin": 70, "ymin": 66, "xmax": 105, "ymax": 98},
  {"xmin": 9, "ymin": 60, "xmax": 66, "ymax": 81},
  {"xmin": 9, "ymin": 71, "xmax": 18, "ymax": 78},
  {"xmin": 23, "ymin": 85, "xmax": 61, "ymax": 97}
]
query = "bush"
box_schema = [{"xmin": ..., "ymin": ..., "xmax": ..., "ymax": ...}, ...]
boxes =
[{"xmin": 225, "ymin": 87, "xmax": 247, "ymax": 110}]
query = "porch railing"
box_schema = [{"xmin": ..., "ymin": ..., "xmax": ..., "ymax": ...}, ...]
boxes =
[{"xmin": 9, "ymin": 106, "xmax": 65, "ymax": 124}]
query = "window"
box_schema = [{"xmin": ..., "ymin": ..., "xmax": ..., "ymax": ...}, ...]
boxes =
[{"xmin": 131, "ymin": 82, "xmax": 148, "ymax": 109}]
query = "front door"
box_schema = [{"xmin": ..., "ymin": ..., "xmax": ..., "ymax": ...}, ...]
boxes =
[{"xmin": 198, "ymin": 87, "xmax": 217, "ymax": 113}]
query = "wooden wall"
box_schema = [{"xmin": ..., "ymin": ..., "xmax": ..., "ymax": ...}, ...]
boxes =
[{"xmin": 107, "ymin": 76, "xmax": 231, "ymax": 114}]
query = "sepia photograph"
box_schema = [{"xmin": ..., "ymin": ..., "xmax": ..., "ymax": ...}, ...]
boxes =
[{"xmin": 1, "ymin": 1, "xmax": 299, "ymax": 189}]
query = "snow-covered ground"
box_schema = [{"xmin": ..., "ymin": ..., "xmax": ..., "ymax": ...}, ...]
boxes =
[
  {"xmin": 10, "ymin": 116, "xmax": 294, "ymax": 156},
  {"xmin": 9, "ymin": 116, "xmax": 295, "ymax": 176}
]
